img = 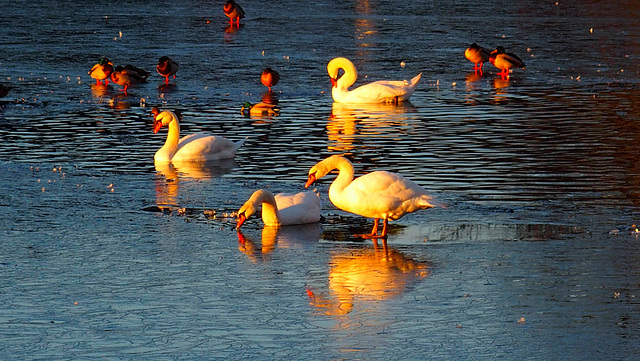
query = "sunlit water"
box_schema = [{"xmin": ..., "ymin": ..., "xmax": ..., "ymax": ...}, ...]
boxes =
[{"xmin": 1, "ymin": 0, "xmax": 640, "ymax": 359}]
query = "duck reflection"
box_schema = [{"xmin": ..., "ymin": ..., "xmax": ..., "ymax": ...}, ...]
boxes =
[
  {"xmin": 107, "ymin": 92, "xmax": 136, "ymax": 110},
  {"xmin": 490, "ymin": 76, "xmax": 511, "ymax": 104},
  {"xmin": 327, "ymin": 102, "xmax": 415, "ymax": 152},
  {"xmin": 261, "ymin": 91, "xmax": 279, "ymax": 105},
  {"xmin": 224, "ymin": 23, "xmax": 243, "ymax": 43},
  {"xmin": 90, "ymin": 83, "xmax": 110, "ymax": 98},
  {"xmin": 465, "ymin": 71, "xmax": 483, "ymax": 86},
  {"xmin": 154, "ymin": 159, "xmax": 238, "ymax": 207},
  {"xmin": 493, "ymin": 76, "xmax": 510, "ymax": 91},
  {"xmin": 236, "ymin": 223, "xmax": 323, "ymax": 263},
  {"xmin": 158, "ymin": 82, "xmax": 178, "ymax": 94},
  {"xmin": 308, "ymin": 245, "xmax": 431, "ymax": 316}
]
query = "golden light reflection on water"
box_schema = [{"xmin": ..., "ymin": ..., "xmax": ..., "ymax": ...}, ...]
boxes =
[
  {"xmin": 308, "ymin": 245, "xmax": 430, "ymax": 316},
  {"xmin": 354, "ymin": 0, "xmax": 376, "ymax": 59},
  {"xmin": 154, "ymin": 160, "xmax": 238, "ymax": 207},
  {"xmin": 327, "ymin": 102, "xmax": 416, "ymax": 153},
  {"xmin": 236, "ymin": 223, "xmax": 323, "ymax": 263},
  {"xmin": 90, "ymin": 83, "xmax": 109, "ymax": 98}
]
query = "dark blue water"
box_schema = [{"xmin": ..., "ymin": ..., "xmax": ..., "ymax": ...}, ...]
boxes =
[{"xmin": 1, "ymin": 0, "xmax": 640, "ymax": 359}]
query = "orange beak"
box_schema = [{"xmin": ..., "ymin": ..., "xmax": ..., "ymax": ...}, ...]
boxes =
[
  {"xmin": 304, "ymin": 173, "xmax": 316, "ymax": 189},
  {"xmin": 236, "ymin": 213, "xmax": 247, "ymax": 228},
  {"xmin": 153, "ymin": 119, "xmax": 163, "ymax": 133}
]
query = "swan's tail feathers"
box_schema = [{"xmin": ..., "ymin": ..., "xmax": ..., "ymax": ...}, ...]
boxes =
[
  {"xmin": 421, "ymin": 196, "xmax": 447, "ymax": 209},
  {"xmin": 233, "ymin": 137, "xmax": 248, "ymax": 152},
  {"xmin": 409, "ymin": 72, "xmax": 422, "ymax": 87}
]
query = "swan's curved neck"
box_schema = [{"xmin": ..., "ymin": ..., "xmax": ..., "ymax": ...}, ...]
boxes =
[
  {"xmin": 252, "ymin": 190, "xmax": 281, "ymax": 226},
  {"xmin": 327, "ymin": 157, "xmax": 355, "ymax": 198},
  {"xmin": 336, "ymin": 64, "xmax": 357, "ymax": 90},
  {"xmin": 155, "ymin": 113, "xmax": 180, "ymax": 161},
  {"xmin": 329, "ymin": 58, "xmax": 358, "ymax": 90}
]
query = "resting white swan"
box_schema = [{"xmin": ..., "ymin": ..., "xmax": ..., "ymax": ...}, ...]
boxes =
[
  {"xmin": 151, "ymin": 107, "xmax": 245, "ymax": 162},
  {"xmin": 236, "ymin": 189, "xmax": 321, "ymax": 228},
  {"xmin": 327, "ymin": 57, "xmax": 422, "ymax": 104},
  {"xmin": 305, "ymin": 155, "xmax": 443, "ymax": 238}
]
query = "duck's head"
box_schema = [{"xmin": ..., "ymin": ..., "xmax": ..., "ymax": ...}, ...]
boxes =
[
  {"xmin": 158, "ymin": 56, "xmax": 170, "ymax": 64},
  {"xmin": 99, "ymin": 57, "xmax": 111, "ymax": 66},
  {"xmin": 240, "ymin": 102, "xmax": 253, "ymax": 113},
  {"xmin": 489, "ymin": 46, "xmax": 506, "ymax": 62},
  {"xmin": 223, "ymin": 0, "xmax": 235, "ymax": 14},
  {"xmin": 492, "ymin": 46, "xmax": 506, "ymax": 55}
]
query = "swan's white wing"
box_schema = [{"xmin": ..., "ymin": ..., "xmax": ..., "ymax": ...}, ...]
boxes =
[
  {"xmin": 336, "ymin": 171, "xmax": 438, "ymax": 219},
  {"xmin": 173, "ymin": 134, "xmax": 243, "ymax": 161},
  {"xmin": 275, "ymin": 191, "xmax": 322, "ymax": 226},
  {"xmin": 336, "ymin": 73, "xmax": 422, "ymax": 104}
]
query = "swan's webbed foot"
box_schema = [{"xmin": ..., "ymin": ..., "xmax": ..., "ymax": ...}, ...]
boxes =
[{"xmin": 355, "ymin": 218, "xmax": 388, "ymax": 239}]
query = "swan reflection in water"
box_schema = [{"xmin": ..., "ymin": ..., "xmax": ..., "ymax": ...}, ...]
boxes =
[
  {"xmin": 236, "ymin": 223, "xmax": 323, "ymax": 263},
  {"xmin": 327, "ymin": 102, "xmax": 416, "ymax": 153},
  {"xmin": 307, "ymin": 245, "xmax": 431, "ymax": 316},
  {"xmin": 154, "ymin": 159, "xmax": 238, "ymax": 208}
]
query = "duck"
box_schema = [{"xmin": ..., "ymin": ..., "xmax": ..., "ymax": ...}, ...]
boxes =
[
  {"xmin": 156, "ymin": 56, "xmax": 179, "ymax": 83},
  {"xmin": 489, "ymin": 46, "xmax": 525, "ymax": 76},
  {"xmin": 327, "ymin": 57, "xmax": 421, "ymax": 104},
  {"xmin": 464, "ymin": 43, "xmax": 491, "ymax": 72},
  {"xmin": 241, "ymin": 101, "xmax": 280, "ymax": 116},
  {"xmin": 236, "ymin": 189, "xmax": 321, "ymax": 228},
  {"xmin": 260, "ymin": 67, "xmax": 279, "ymax": 92},
  {"xmin": 305, "ymin": 155, "xmax": 444, "ymax": 239},
  {"xmin": 223, "ymin": 0, "xmax": 245, "ymax": 25},
  {"xmin": 88, "ymin": 57, "xmax": 114, "ymax": 85},
  {"xmin": 151, "ymin": 107, "xmax": 245, "ymax": 162},
  {"xmin": 110, "ymin": 65, "xmax": 150, "ymax": 93}
]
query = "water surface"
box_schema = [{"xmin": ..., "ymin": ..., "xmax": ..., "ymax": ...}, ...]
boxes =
[{"xmin": 1, "ymin": 0, "xmax": 640, "ymax": 359}]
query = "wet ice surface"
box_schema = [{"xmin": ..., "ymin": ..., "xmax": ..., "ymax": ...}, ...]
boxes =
[{"xmin": 1, "ymin": 0, "xmax": 640, "ymax": 359}]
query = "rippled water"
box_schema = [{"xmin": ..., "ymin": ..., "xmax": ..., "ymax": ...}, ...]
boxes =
[{"xmin": 1, "ymin": 0, "xmax": 640, "ymax": 359}]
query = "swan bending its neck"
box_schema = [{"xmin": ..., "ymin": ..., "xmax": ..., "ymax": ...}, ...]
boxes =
[
  {"xmin": 237, "ymin": 189, "xmax": 321, "ymax": 228},
  {"xmin": 327, "ymin": 57, "xmax": 422, "ymax": 104},
  {"xmin": 237, "ymin": 189, "xmax": 282, "ymax": 227}
]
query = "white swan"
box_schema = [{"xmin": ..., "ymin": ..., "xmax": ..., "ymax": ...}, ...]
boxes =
[
  {"xmin": 305, "ymin": 155, "xmax": 444, "ymax": 238},
  {"xmin": 327, "ymin": 57, "xmax": 422, "ymax": 104},
  {"xmin": 151, "ymin": 107, "xmax": 245, "ymax": 162},
  {"xmin": 236, "ymin": 189, "xmax": 321, "ymax": 228}
]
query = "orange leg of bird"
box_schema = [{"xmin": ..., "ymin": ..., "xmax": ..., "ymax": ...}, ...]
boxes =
[
  {"xmin": 379, "ymin": 218, "xmax": 389, "ymax": 238},
  {"xmin": 357, "ymin": 218, "xmax": 379, "ymax": 238},
  {"xmin": 361, "ymin": 218, "xmax": 390, "ymax": 240}
]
